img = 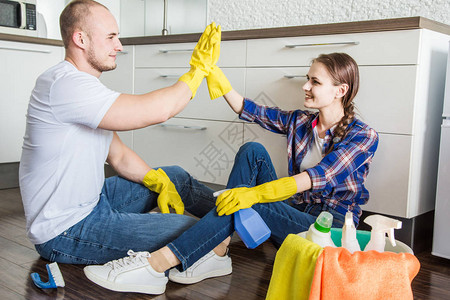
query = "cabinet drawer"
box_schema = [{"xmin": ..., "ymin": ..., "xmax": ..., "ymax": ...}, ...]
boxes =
[
  {"xmin": 363, "ymin": 133, "xmax": 411, "ymax": 218},
  {"xmin": 246, "ymin": 67, "xmax": 309, "ymax": 111},
  {"xmin": 135, "ymin": 40, "xmax": 246, "ymax": 68},
  {"xmin": 100, "ymin": 45, "xmax": 134, "ymax": 94},
  {"xmin": 245, "ymin": 66, "xmax": 417, "ymax": 134},
  {"xmin": 133, "ymin": 118, "xmax": 244, "ymax": 185},
  {"xmin": 243, "ymin": 124, "xmax": 289, "ymax": 179},
  {"xmin": 134, "ymin": 68, "xmax": 245, "ymax": 121},
  {"xmin": 247, "ymin": 30, "xmax": 421, "ymax": 67}
]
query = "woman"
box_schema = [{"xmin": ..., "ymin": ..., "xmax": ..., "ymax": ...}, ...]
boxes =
[{"xmin": 84, "ymin": 53, "xmax": 379, "ymax": 295}]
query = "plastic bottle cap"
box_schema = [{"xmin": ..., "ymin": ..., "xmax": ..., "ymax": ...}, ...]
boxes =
[{"xmin": 314, "ymin": 211, "xmax": 333, "ymax": 233}]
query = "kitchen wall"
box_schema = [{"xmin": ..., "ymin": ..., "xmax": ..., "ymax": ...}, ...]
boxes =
[{"xmin": 207, "ymin": 0, "xmax": 450, "ymax": 30}]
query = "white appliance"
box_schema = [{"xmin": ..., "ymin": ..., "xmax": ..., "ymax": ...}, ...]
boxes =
[
  {"xmin": 0, "ymin": 0, "xmax": 37, "ymax": 37},
  {"xmin": 432, "ymin": 41, "xmax": 450, "ymax": 259}
]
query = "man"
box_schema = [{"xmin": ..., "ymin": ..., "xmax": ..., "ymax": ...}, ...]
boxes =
[{"xmin": 19, "ymin": 0, "xmax": 225, "ymax": 270}]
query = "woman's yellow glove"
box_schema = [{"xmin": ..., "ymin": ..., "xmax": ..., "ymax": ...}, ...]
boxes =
[
  {"xmin": 178, "ymin": 22, "xmax": 221, "ymax": 99},
  {"xmin": 143, "ymin": 169, "xmax": 184, "ymax": 214},
  {"xmin": 206, "ymin": 65, "xmax": 232, "ymax": 100},
  {"xmin": 215, "ymin": 177, "xmax": 298, "ymax": 216}
]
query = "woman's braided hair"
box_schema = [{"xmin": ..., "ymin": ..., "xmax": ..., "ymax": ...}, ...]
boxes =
[{"xmin": 313, "ymin": 53, "xmax": 359, "ymax": 151}]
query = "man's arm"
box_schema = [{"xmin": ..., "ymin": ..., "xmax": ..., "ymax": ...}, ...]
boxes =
[
  {"xmin": 106, "ymin": 131, "xmax": 151, "ymax": 182},
  {"xmin": 99, "ymin": 81, "xmax": 191, "ymax": 131}
]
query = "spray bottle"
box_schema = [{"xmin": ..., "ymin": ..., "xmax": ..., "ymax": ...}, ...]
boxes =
[
  {"xmin": 363, "ymin": 214, "xmax": 402, "ymax": 252},
  {"xmin": 341, "ymin": 211, "xmax": 361, "ymax": 253},
  {"xmin": 214, "ymin": 190, "xmax": 271, "ymax": 249},
  {"xmin": 305, "ymin": 211, "xmax": 336, "ymax": 248}
]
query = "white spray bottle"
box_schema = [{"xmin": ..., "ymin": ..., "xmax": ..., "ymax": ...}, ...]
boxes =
[
  {"xmin": 341, "ymin": 211, "xmax": 361, "ymax": 253},
  {"xmin": 363, "ymin": 214, "xmax": 402, "ymax": 252}
]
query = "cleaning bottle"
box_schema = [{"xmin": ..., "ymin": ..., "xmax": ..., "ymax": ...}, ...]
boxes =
[
  {"xmin": 341, "ymin": 211, "xmax": 361, "ymax": 253},
  {"xmin": 213, "ymin": 190, "xmax": 271, "ymax": 249},
  {"xmin": 363, "ymin": 214, "xmax": 402, "ymax": 252},
  {"xmin": 305, "ymin": 211, "xmax": 336, "ymax": 248}
]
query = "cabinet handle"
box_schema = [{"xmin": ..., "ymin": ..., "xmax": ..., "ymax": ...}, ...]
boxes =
[
  {"xmin": 284, "ymin": 75, "xmax": 307, "ymax": 79},
  {"xmin": 159, "ymin": 75, "xmax": 181, "ymax": 78},
  {"xmin": 117, "ymin": 51, "xmax": 128, "ymax": 55},
  {"xmin": 0, "ymin": 46, "xmax": 51, "ymax": 53},
  {"xmin": 285, "ymin": 41, "xmax": 359, "ymax": 48},
  {"xmin": 160, "ymin": 124, "xmax": 207, "ymax": 130},
  {"xmin": 159, "ymin": 48, "xmax": 194, "ymax": 53}
]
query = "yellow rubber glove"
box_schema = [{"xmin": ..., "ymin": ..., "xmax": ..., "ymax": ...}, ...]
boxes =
[
  {"xmin": 178, "ymin": 22, "xmax": 221, "ymax": 99},
  {"xmin": 143, "ymin": 168, "xmax": 184, "ymax": 214},
  {"xmin": 206, "ymin": 65, "xmax": 232, "ymax": 100},
  {"xmin": 216, "ymin": 177, "xmax": 298, "ymax": 216}
]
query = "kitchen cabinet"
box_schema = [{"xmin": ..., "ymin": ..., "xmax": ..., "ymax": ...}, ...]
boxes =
[
  {"xmin": 244, "ymin": 29, "xmax": 449, "ymax": 220},
  {"xmin": 0, "ymin": 40, "xmax": 63, "ymax": 163}
]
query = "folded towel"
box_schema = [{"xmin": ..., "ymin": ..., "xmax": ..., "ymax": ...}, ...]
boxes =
[
  {"xmin": 309, "ymin": 247, "xmax": 420, "ymax": 300},
  {"xmin": 266, "ymin": 234, "xmax": 323, "ymax": 300}
]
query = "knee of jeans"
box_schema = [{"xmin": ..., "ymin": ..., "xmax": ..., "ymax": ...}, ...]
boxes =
[
  {"xmin": 160, "ymin": 165, "xmax": 189, "ymax": 181},
  {"xmin": 240, "ymin": 141, "xmax": 265, "ymax": 154}
]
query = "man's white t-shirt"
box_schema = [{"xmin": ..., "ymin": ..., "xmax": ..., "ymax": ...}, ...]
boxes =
[{"xmin": 19, "ymin": 61, "xmax": 120, "ymax": 244}]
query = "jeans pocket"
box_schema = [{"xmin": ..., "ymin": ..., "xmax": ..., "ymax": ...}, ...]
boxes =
[{"xmin": 49, "ymin": 249, "xmax": 99, "ymax": 265}]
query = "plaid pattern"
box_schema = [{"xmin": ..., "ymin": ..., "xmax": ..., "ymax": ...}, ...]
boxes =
[{"xmin": 240, "ymin": 99, "xmax": 379, "ymax": 224}]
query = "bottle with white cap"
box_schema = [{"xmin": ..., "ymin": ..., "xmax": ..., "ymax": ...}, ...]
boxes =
[
  {"xmin": 305, "ymin": 211, "xmax": 336, "ymax": 248},
  {"xmin": 341, "ymin": 211, "xmax": 361, "ymax": 253}
]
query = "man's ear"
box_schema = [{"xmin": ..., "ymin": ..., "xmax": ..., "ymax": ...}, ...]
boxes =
[
  {"xmin": 336, "ymin": 83, "xmax": 349, "ymax": 99},
  {"xmin": 72, "ymin": 31, "xmax": 88, "ymax": 49}
]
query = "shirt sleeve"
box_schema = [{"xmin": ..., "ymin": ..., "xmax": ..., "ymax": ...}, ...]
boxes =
[
  {"xmin": 305, "ymin": 126, "xmax": 379, "ymax": 193},
  {"xmin": 50, "ymin": 72, "xmax": 120, "ymax": 129},
  {"xmin": 239, "ymin": 98, "xmax": 293, "ymax": 134}
]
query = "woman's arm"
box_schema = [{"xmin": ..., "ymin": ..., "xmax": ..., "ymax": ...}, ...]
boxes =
[{"xmin": 223, "ymin": 89, "xmax": 244, "ymax": 114}]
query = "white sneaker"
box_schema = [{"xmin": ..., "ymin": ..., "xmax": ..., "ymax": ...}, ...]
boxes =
[
  {"xmin": 83, "ymin": 250, "xmax": 168, "ymax": 295},
  {"xmin": 169, "ymin": 250, "xmax": 232, "ymax": 284}
]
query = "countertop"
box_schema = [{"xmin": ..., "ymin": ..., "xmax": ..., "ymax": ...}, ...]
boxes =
[{"xmin": 1, "ymin": 16, "xmax": 449, "ymax": 47}]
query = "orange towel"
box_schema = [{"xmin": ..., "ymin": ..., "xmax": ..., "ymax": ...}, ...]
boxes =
[{"xmin": 309, "ymin": 247, "xmax": 420, "ymax": 300}]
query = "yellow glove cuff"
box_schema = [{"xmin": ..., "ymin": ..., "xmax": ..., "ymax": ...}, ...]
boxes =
[
  {"xmin": 256, "ymin": 177, "xmax": 298, "ymax": 203},
  {"xmin": 179, "ymin": 68, "xmax": 207, "ymax": 99},
  {"xmin": 206, "ymin": 66, "xmax": 232, "ymax": 100},
  {"xmin": 142, "ymin": 168, "xmax": 166, "ymax": 192}
]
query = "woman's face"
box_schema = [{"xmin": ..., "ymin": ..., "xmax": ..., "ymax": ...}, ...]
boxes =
[{"xmin": 302, "ymin": 62, "xmax": 343, "ymax": 110}]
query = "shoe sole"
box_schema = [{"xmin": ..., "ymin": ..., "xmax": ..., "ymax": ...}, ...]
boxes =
[
  {"xmin": 169, "ymin": 266, "xmax": 233, "ymax": 284},
  {"xmin": 83, "ymin": 267, "xmax": 166, "ymax": 295}
]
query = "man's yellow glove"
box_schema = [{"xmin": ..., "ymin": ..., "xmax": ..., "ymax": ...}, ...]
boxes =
[
  {"xmin": 179, "ymin": 22, "xmax": 221, "ymax": 99},
  {"xmin": 143, "ymin": 169, "xmax": 184, "ymax": 214},
  {"xmin": 206, "ymin": 65, "xmax": 232, "ymax": 100},
  {"xmin": 215, "ymin": 177, "xmax": 297, "ymax": 216}
]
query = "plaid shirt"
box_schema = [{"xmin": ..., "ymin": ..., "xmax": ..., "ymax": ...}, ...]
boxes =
[{"xmin": 240, "ymin": 99, "xmax": 379, "ymax": 224}]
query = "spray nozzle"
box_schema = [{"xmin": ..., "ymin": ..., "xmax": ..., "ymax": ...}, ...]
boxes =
[{"xmin": 364, "ymin": 215, "xmax": 402, "ymax": 247}]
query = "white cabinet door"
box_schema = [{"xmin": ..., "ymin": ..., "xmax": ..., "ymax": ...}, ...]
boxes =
[
  {"xmin": 363, "ymin": 133, "xmax": 412, "ymax": 217},
  {"xmin": 0, "ymin": 41, "xmax": 63, "ymax": 163},
  {"xmin": 246, "ymin": 67, "xmax": 310, "ymax": 111},
  {"xmin": 243, "ymin": 124, "xmax": 289, "ymax": 179},
  {"xmin": 99, "ymin": 45, "xmax": 134, "ymax": 94},
  {"xmin": 357, "ymin": 66, "xmax": 417, "ymax": 135},
  {"xmin": 133, "ymin": 118, "xmax": 244, "ymax": 185}
]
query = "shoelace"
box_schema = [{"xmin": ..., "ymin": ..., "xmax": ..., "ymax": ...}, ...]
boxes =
[{"xmin": 107, "ymin": 250, "xmax": 151, "ymax": 274}]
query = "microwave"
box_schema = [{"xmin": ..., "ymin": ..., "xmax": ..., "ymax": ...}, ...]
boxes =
[{"xmin": 0, "ymin": 0, "xmax": 37, "ymax": 37}]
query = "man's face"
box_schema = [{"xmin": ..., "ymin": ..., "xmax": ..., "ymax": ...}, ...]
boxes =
[{"xmin": 85, "ymin": 6, "xmax": 122, "ymax": 74}]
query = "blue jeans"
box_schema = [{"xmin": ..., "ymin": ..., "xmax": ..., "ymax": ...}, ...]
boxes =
[
  {"xmin": 35, "ymin": 166, "xmax": 216, "ymax": 264},
  {"xmin": 167, "ymin": 142, "xmax": 345, "ymax": 270}
]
